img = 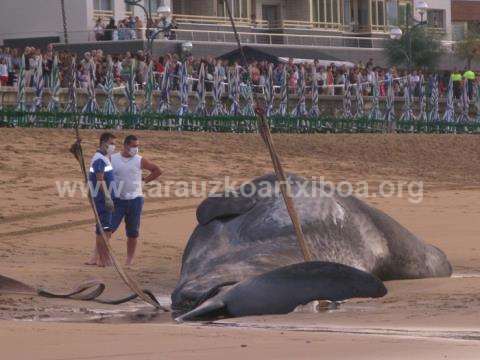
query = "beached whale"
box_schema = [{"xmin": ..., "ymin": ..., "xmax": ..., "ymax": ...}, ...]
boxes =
[{"xmin": 172, "ymin": 173, "xmax": 452, "ymax": 321}]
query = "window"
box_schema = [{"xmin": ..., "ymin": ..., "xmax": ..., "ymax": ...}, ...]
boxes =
[
  {"xmin": 332, "ymin": 0, "xmax": 338, "ymax": 23},
  {"xmin": 93, "ymin": 0, "xmax": 112, "ymax": 11},
  {"xmin": 398, "ymin": 3, "xmax": 406, "ymax": 26},
  {"xmin": 427, "ymin": 9, "xmax": 445, "ymax": 30},
  {"xmin": 371, "ymin": 0, "xmax": 385, "ymax": 26},
  {"xmin": 312, "ymin": 0, "xmax": 341, "ymax": 26},
  {"xmin": 151, "ymin": 0, "xmax": 167, "ymax": 10},
  {"xmin": 217, "ymin": 0, "xmax": 248, "ymax": 18}
]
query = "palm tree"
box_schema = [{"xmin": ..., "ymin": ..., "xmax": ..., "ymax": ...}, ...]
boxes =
[
  {"xmin": 384, "ymin": 27, "xmax": 443, "ymax": 70},
  {"xmin": 455, "ymin": 35, "xmax": 480, "ymax": 68}
]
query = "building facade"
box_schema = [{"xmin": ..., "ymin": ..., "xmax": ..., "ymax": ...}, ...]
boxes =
[
  {"xmin": 0, "ymin": 0, "xmax": 453, "ymax": 46},
  {"xmin": 0, "ymin": 0, "xmax": 171, "ymax": 45},
  {"xmin": 172, "ymin": 0, "xmax": 395, "ymax": 34},
  {"xmin": 451, "ymin": 0, "xmax": 480, "ymax": 40}
]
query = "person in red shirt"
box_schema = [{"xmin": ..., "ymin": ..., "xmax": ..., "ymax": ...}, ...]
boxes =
[{"xmin": 155, "ymin": 56, "xmax": 165, "ymax": 74}]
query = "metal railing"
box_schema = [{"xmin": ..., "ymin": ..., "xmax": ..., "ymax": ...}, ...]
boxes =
[
  {"xmin": 92, "ymin": 9, "xmax": 115, "ymax": 19},
  {"xmin": 164, "ymin": 14, "xmax": 269, "ymax": 27},
  {"xmin": 282, "ymin": 20, "xmax": 344, "ymax": 31},
  {"xmin": 173, "ymin": 28, "xmax": 388, "ymax": 48},
  {"xmin": 55, "ymin": 28, "xmax": 388, "ymax": 49},
  {"xmin": 2, "ymin": 26, "xmax": 453, "ymax": 51}
]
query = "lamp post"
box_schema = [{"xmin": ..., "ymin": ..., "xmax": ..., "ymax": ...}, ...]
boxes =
[
  {"xmin": 124, "ymin": 0, "xmax": 172, "ymax": 55},
  {"xmin": 180, "ymin": 41, "xmax": 193, "ymax": 60},
  {"xmin": 389, "ymin": 0, "xmax": 429, "ymax": 70},
  {"xmin": 60, "ymin": 0, "xmax": 69, "ymax": 44}
]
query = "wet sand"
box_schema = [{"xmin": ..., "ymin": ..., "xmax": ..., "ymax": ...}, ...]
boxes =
[{"xmin": 0, "ymin": 129, "xmax": 480, "ymax": 358}]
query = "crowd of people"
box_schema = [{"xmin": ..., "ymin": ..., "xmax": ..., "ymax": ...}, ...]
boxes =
[
  {"xmin": 0, "ymin": 45, "xmax": 478, "ymax": 101},
  {"xmin": 93, "ymin": 16, "xmax": 177, "ymax": 42}
]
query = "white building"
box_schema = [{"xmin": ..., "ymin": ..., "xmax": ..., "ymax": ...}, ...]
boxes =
[
  {"xmin": 398, "ymin": 0, "xmax": 452, "ymax": 40},
  {"xmin": 0, "ymin": 0, "xmax": 452, "ymax": 46},
  {"xmin": 0, "ymin": 0, "xmax": 171, "ymax": 45}
]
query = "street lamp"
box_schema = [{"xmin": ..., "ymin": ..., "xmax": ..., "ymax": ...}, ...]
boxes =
[
  {"xmin": 416, "ymin": 1, "xmax": 429, "ymax": 19},
  {"xmin": 60, "ymin": 0, "xmax": 69, "ymax": 44},
  {"xmin": 389, "ymin": 27, "xmax": 403, "ymax": 40},
  {"xmin": 124, "ymin": 0, "xmax": 172, "ymax": 55},
  {"xmin": 181, "ymin": 41, "xmax": 193, "ymax": 55},
  {"xmin": 389, "ymin": 1, "xmax": 429, "ymax": 70}
]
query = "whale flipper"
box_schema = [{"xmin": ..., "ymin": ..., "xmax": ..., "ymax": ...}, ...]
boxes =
[{"xmin": 176, "ymin": 261, "xmax": 387, "ymax": 322}]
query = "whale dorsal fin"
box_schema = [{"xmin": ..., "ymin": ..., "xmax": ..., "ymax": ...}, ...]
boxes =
[{"xmin": 196, "ymin": 194, "xmax": 256, "ymax": 225}]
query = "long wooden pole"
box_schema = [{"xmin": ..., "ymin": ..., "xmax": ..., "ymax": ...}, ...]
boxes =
[
  {"xmin": 225, "ymin": 1, "xmax": 313, "ymax": 262},
  {"xmin": 257, "ymin": 110, "xmax": 313, "ymax": 261}
]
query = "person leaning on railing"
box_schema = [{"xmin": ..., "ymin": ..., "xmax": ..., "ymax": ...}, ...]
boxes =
[
  {"xmin": 94, "ymin": 18, "xmax": 105, "ymax": 41},
  {"xmin": 104, "ymin": 18, "xmax": 117, "ymax": 41},
  {"xmin": 135, "ymin": 16, "xmax": 144, "ymax": 40}
]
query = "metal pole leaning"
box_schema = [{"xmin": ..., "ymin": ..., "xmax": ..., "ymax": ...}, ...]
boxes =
[{"xmin": 225, "ymin": 1, "xmax": 313, "ymax": 262}]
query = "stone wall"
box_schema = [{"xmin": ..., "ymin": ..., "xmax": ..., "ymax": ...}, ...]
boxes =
[{"xmin": 1, "ymin": 87, "xmax": 453, "ymax": 118}]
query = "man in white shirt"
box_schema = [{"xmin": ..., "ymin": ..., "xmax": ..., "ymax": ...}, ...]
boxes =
[
  {"xmin": 111, "ymin": 135, "xmax": 161, "ymax": 266},
  {"xmin": 0, "ymin": 59, "xmax": 8, "ymax": 86},
  {"xmin": 410, "ymin": 70, "xmax": 420, "ymax": 96}
]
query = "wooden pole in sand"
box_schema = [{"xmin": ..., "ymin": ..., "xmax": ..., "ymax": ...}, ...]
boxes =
[{"xmin": 225, "ymin": 2, "xmax": 313, "ymax": 262}]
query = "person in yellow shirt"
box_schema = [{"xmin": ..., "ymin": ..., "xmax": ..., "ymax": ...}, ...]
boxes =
[
  {"xmin": 451, "ymin": 69, "xmax": 462, "ymax": 99},
  {"xmin": 463, "ymin": 69, "xmax": 476, "ymax": 99}
]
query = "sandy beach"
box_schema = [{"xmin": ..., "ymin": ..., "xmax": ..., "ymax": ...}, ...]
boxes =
[{"xmin": 1, "ymin": 128, "xmax": 480, "ymax": 359}]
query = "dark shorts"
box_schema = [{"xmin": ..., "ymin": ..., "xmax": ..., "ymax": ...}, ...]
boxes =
[
  {"xmin": 112, "ymin": 197, "xmax": 144, "ymax": 238},
  {"xmin": 95, "ymin": 198, "xmax": 113, "ymax": 235}
]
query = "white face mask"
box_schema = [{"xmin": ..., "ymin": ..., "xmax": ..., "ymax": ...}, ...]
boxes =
[
  {"xmin": 107, "ymin": 144, "xmax": 116, "ymax": 155},
  {"xmin": 128, "ymin": 147, "xmax": 139, "ymax": 157}
]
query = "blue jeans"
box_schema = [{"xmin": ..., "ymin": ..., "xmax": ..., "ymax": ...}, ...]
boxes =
[{"xmin": 112, "ymin": 197, "xmax": 144, "ymax": 238}]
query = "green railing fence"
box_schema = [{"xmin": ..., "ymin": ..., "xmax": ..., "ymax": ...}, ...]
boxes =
[{"xmin": 1, "ymin": 109, "xmax": 480, "ymax": 134}]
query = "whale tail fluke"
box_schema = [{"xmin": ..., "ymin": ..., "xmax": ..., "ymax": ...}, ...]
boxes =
[
  {"xmin": 175, "ymin": 261, "xmax": 387, "ymax": 322},
  {"xmin": 0, "ymin": 274, "xmax": 37, "ymax": 295}
]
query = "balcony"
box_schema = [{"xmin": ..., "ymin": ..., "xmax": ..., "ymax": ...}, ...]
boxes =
[{"xmin": 93, "ymin": 9, "xmax": 114, "ymax": 20}]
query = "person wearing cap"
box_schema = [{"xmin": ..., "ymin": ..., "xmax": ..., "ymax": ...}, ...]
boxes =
[
  {"xmin": 463, "ymin": 68, "xmax": 476, "ymax": 99},
  {"xmin": 451, "ymin": 69, "xmax": 462, "ymax": 99}
]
